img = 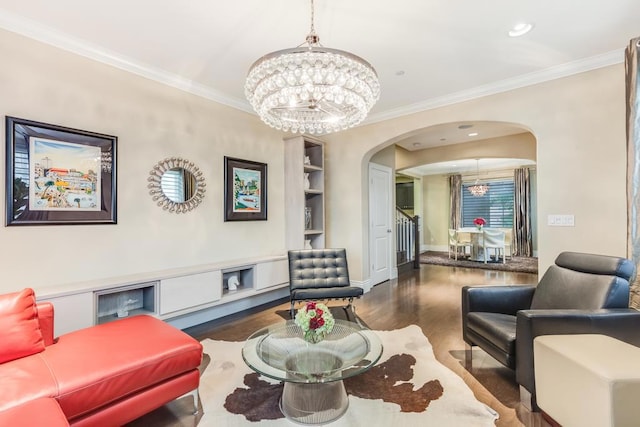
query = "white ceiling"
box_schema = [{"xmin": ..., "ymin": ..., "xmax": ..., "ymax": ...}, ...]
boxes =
[
  {"xmin": 0, "ymin": 0, "xmax": 636, "ymax": 175},
  {"xmin": 0, "ymin": 0, "xmax": 637, "ymax": 126}
]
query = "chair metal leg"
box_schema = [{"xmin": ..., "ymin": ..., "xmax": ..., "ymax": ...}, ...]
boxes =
[
  {"xmin": 180, "ymin": 388, "xmax": 200, "ymax": 415},
  {"xmin": 464, "ymin": 343, "xmax": 473, "ymax": 369},
  {"xmin": 345, "ymin": 297, "xmax": 356, "ymax": 314},
  {"xmin": 520, "ymin": 385, "xmax": 535, "ymax": 412},
  {"xmin": 290, "ymin": 301, "xmax": 296, "ymax": 319}
]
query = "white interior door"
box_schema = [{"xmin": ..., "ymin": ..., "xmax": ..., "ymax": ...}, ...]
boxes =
[{"xmin": 369, "ymin": 163, "xmax": 393, "ymax": 286}]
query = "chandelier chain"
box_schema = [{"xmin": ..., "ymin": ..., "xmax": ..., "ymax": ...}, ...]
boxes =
[
  {"xmin": 306, "ymin": 0, "xmax": 319, "ymax": 45},
  {"xmin": 310, "ymin": 0, "xmax": 315, "ymax": 34}
]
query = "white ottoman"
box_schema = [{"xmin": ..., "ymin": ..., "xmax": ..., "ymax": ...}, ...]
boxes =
[{"xmin": 534, "ymin": 334, "xmax": 640, "ymax": 427}]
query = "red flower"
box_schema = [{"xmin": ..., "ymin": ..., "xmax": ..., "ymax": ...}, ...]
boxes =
[
  {"xmin": 315, "ymin": 308, "xmax": 323, "ymax": 317},
  {"xmin": 473, "ymin": 217, "xmax": 486, "ymax": 226},
  {"xmin": 309, "ymin": 317, "xmax": 325, "ymax": 330},
  {"xmin": 306, "ymin": 302, "xmax": 316, "ymax": 311}
]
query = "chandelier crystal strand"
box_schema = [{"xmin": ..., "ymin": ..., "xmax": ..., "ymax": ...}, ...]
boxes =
[
  {"xmin": 468, "ymin": 159, "xmax": 489, "ymax": 197},
  {"xmin": 245, "ymin": 0, "xmax": 380, "ymax": 134},
  {"xmin": 468, "ymin": 183, "xmax": 489, "ymax": 197}
]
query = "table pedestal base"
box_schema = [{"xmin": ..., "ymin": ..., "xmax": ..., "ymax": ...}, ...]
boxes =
[{"xmin": 280, "ymin": 381, "xmax": 349, "ymax": 425}]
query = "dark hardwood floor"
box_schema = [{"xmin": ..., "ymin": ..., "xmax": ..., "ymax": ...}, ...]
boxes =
[{"xmin": 130, "ymin": 263, "xmax": 551, "ymax": 427}]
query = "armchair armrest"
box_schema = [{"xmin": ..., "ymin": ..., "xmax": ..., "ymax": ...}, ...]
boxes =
[
  {"xmin": 36, "ymin": 302, "xmax": 55, "ymax": 346},
  {"xmin": 515, "ymin": 308, "xmax": 640, "ymax": 398},
  {"xmin": 462, "ymin": 285, "xmax": 536, "ymax": 316}
]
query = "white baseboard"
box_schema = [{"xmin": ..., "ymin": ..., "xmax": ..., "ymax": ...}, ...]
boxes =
[
  {"xmin": 426, "ymin": 245, "xmax": 448, "ymax": 252},
  {"xmin": 353, "ymin": 279, "xmax": 372, "ymax": 293}
]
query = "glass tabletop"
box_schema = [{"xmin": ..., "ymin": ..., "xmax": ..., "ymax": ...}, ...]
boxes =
[{"xmin": 242, "ymin": 319, "xmax": 383, "ymax": 384}]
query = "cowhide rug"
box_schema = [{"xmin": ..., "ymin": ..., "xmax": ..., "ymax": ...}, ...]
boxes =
[{"xmin": 197, "ymin": 325, "xmax": 498, "ymax": 426}]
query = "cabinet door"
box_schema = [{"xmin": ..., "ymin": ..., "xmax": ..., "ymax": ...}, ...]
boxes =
[
  {"xmin": 255, "ymin": 260, "xmax": 289, "ymax": 290},
  {"xmin": 42, "ymin": 293, "xmax": 93, "ymax": 336},
  {"xmin": 160, "ymin": 271, "xmax": 221, "ymax": 315}
]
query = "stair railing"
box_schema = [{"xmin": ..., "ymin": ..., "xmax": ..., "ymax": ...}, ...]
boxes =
[{"xmin": 396, "ymin": 208, "xmax": 420, "ymax": 270}]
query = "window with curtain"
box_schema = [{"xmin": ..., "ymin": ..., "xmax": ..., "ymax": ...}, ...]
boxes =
[{"xmin": 462, "ymin": 180, "xmax": 514, "ymax": 227}]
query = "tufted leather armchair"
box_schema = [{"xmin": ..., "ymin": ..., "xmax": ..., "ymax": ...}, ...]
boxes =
[
  {"xmin": 461, "ymin": 251, "xmax": 639, "ymax": 410},
  {"xmin": 287, "ymin": 248, "xmax": 363, "ymax": 317}
]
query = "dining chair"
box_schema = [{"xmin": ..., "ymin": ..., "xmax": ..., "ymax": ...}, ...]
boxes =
[
  {"xmin": 448, "ymin": 229, "xmax": 472, "ymax": 260},
  {"xmin": 480, "ymin": 228, "xmax": 506, "ymax": 263},
  {"xmin": 501, "ymin": 228, "xmax": 513, "ymax": 260}
]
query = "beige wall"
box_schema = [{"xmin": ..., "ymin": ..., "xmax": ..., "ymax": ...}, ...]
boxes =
[
  {"xmin": 0, "ymin": 29, "xmax": 287, "ymax": 293},
  {"xmin": 0, "ymin": 28, "xmax": 628, "ymax": 295},
  {"xmin": 422, "ymin": 174, "xmax": 450, "ymax": 249},
  {"xmin": 324, "ymin": 64, "xmax": 627, "ymax": 276},
  {"xmin": 370, "ymin": 144, "xmax": 395, "ymax": 167}
]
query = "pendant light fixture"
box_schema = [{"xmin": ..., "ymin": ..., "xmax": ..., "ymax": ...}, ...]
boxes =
[
  {"xmin": 468, "ymin": 159, "xmax": 489, "ymax": 197},
  {"xmin": 245, "ymin": 0, "xmax": 380, "ymax": 135}
]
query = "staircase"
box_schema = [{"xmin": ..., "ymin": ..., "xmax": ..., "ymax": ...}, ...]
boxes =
[{"xmin": 396, "ymin": 207, "xmax": 420, "ymax": 272}]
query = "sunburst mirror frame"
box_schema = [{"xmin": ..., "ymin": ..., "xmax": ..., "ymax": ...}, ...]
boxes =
[{"xmin": 147, "ymin": 157, "xmax": 206, "ymax": 213}]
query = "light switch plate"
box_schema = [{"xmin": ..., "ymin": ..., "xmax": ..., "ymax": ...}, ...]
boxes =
[{"xmin": 548, "ymin": 214, "xmax": 575, "ymax": 227}]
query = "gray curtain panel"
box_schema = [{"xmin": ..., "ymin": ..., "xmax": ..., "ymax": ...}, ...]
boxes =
[
  {"xmin": 449, "ymin": 174, "xmax": 462, "ymax": 229},
  {"xmin": 514, "ymin": 168, "xmax": 533, "ymax": 257},
  {"xmin": 626, "ymin": 37, "xmax": 640, "ymax": 309}
]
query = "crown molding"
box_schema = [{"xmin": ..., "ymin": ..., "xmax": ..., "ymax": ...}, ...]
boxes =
[
  {"xmin": 0, "ymin": 9, "xmax": 624, "ymax": 123},
  {"xmin": 365, "ymin": 49, "xmax": 625, "ymax": 125},
  {"xmin": 0, "ymin": 9, "xmax": 254, "ymax": 114}
]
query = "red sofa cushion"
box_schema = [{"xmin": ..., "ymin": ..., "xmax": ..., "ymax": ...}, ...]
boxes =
[
  {"xmin": 0, "ymin": 398, "xmax": 68, "ymax": 426},
  {"xmin": 41, "ymin": 315, "xmax": 203, "ymax": 420},
  {"xmin": 0, "ymin": 353, "xmax": 58, "ymax": 412},
  {"xmin": 0, "ymin": 288, "xmax": 45, "ymax": 364}
]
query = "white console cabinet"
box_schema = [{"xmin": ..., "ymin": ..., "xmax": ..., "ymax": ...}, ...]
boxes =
[
  {"xmin": 37, "ymin": 255, "xmax": 289, "ymax": 336},
  {"xmin": 160, "ymin": 271, "xmax": 221, "ymax": 316}
]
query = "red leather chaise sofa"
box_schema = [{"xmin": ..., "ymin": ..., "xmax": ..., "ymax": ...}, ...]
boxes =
[{"xmin": 0, "ymin": 288, "xmax": 203, "ymax": 426}]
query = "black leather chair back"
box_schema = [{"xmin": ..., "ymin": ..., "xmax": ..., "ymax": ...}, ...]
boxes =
[
  {"xmin": 288, "ymin": 248, "xmax": 350, "ymax": 291},
  {"xmin": 530, "ymin": 252, "xmax": 635, "ymax": 310}
]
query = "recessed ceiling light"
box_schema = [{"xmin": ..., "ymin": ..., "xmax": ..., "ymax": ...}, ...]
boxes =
[
  {"xmin": 395, "ymin": 70, "xmax": 405, "ymax": 76},
  {"xmin": 458, "ymin": 124, "xmax": 473, "ymax": 129},
  {"xmin": 412, "ymin": 142, "xmax": 421, "ymax": 147},
  {"xmin": 468, "ymin": 132, "xmax": 479, "ymax": 137},
  {"xmin": 440, "ymin": 138, "xmax": 447, "ymax": 141},
  {"xmin": 509, "ymin": 22, "xmax": 534, "ymax": 37}
]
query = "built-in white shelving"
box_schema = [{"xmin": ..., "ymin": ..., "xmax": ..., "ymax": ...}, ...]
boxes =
[
  {"xmin": 37, "ymin": 256, "xmax": 289, "ymax": 336},
  {"xmin": 285, "ymin": 136, "xmax": 325, "ymax": 249}
]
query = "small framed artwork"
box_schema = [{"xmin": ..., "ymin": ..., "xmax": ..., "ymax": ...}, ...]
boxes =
[
  {"xmin": 5, "ymin": 116, "xmax": 117, "ymax": 226},
  {"xmin": 224, "ymin": 156, "xmax": 267, "ymax": 221}
]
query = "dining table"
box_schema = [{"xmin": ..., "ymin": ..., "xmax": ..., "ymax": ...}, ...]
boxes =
[{"xmin": 457, "ymin": 227, "xmax": 487, "ymax": 261}]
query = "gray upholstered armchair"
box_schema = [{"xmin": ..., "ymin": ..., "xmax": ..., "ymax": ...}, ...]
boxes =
[
  {"xmin": 461, "ymin": 251, "xmax": 639, "ymax": 410},
  {"xmin": 287, "ymin": 248, "xmax": 363, "ymax": 318}
]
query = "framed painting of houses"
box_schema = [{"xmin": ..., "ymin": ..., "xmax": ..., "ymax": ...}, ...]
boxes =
[
  {"xmin": 223, "ymin": 156, "xmax": 267, "ymax": 221},
  {"xmin": 5, "ymin": 117, "xmax": 117, "ymax": 225}
]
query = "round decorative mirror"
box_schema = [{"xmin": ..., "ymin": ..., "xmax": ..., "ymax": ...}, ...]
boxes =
[{"xmin": 148, "ymin": 157, "xmax": 206, "ymax": 213}]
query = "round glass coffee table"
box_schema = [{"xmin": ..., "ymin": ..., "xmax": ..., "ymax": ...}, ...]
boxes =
[{"xmin": 242, "ymin": 319, "xmax": 383, "ymax": 425}]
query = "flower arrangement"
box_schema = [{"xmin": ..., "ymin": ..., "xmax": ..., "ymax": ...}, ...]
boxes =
[
  {"xmin": 294, "ymin": 301, "xmax": 335, "ymax": 343},
  {"xmin": 473, "ymin": 217, "xmax": 486, "ymax": 229}
]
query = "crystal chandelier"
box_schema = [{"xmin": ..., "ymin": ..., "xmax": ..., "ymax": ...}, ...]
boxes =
[
  {"xmin": 468, "ymin": 159, "xmax": 489, "ymax": 197},
  {"xmin": 245, "ymin": 0, "xmax": 380, "ymax": 135}
]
